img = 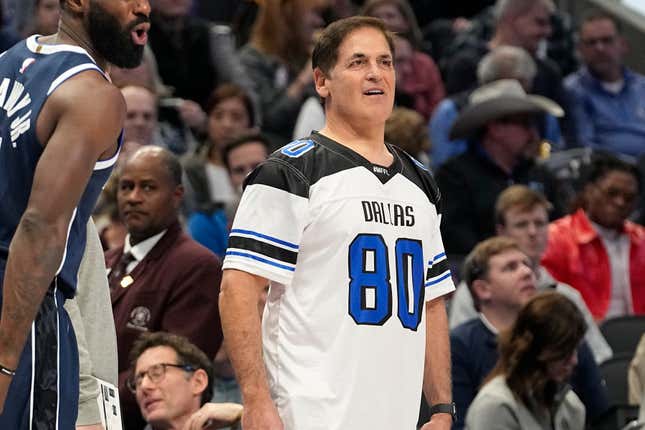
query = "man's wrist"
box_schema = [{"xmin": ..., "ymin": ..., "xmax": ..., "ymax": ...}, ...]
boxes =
[{"xmin": 429, "ymin": 402, "xmax": 456, "ymax": 421}]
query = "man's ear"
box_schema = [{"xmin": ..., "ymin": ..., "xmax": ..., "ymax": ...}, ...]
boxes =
[
  {"xmin": 63, "ymin": 0, "xmax": 85, "ymax": 15},
  {"xmin": 191, "ymin": 368, "xmax": 208, "ymax": 397},
  {"xmin": 472, "ymin": 278, "xmax": 492, "ymax": 303},
  {"xmin": 313, "ymin": 67, "xmax": 329, "ymax": 99}
]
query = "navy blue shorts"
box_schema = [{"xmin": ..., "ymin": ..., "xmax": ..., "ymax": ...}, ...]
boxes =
[{"xmin": 0, "ymin": 277, "xmax": 79, "ymax": 429}]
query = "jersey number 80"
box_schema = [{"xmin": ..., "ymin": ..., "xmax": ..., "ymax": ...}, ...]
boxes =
[{"xmin": 348, "ymin": 233, "xmax": 424, "ymax": 331}]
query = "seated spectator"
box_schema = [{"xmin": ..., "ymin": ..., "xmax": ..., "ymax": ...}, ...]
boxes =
[
  {"xmin": 430, "ymin": 45, "xmax": 562, "ymax": 168},
  {"xmin": 542, "ymin": 153, "xmax": 645, "ymax": 320},
  {"xmin": 630, "ymin": 334, "xmax": 645, "ymax": 406},
  {"xmin": 449, "ymin": 185, "xmax": 612, "ymax": 363},
  {"xmin": 361, "ymin": 0, "xmax": 445, "ymax": 119},
  {"xmin": 13, "ymin": 0, "xmax": 59, "ymax": 38},
  {"xmin": 183, "ymin": 83, "xmax": 257, "ymax": 211},
  {"xmin": 384, "ymin": 107, "xmax": 431, "ymax": 167},
  {"xmin": 442, "ymin": 0, "xmax": 575, "ymax": 145},
  {"xmin": 128, "ymin": 332, "xmax": 242, "ymax": 430},
  {"xmin": 451, "ymin": 237, "xmax": 608, "ymax": 429},
  {"xmin": 107, "ymin": 147, "xmax": 223, "ymax": 430},
  {"xmin": 187, "ymin": 133, "xmax": 271, "ymax": 257},
  {"xmin": 390, "ymin": 34, "xmax": 445, "ymax": 120},
  {"xmin": 465, "ymin": 292, "xmax": 587, "ymax": 430},
  {"xmin": 121, "ymin": 86, "xmax": 159, "ymax": 147},
  {"xmin": 565, "ymin": 9, "xmax": 645, "ymax": 158},
  {"xmin": 436, "ymin": 79, "xmax": 565, "ymax": 258},
  {"xmin": 238, "ymin": 0, "xmax": 325, "ymax": 144}
]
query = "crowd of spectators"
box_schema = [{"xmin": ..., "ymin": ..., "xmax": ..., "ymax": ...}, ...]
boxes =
[{"xmin": 2, "ymin": 0, "xmax": 645, "ymax": 428}]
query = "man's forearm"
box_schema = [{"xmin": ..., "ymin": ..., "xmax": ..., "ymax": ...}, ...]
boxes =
[
  {"xmin": 423, "ymin": 297, "xmax": 452, "ymax": 405},
  {"xmin": 0, "ymin": 212, "xmax": 67, "ymax": 367},
  {"xmin": 219, "ymin": 275, "xmax": 272, "ymax": 404}
]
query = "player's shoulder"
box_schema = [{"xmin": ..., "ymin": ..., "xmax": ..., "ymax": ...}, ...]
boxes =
[
  {"xmin": 391, "ymin": 145, "xmax": 442, "ymax": 209},
  {"xmin": 244, "ymin": 133, "xmax": 359, "ymax": 197}
]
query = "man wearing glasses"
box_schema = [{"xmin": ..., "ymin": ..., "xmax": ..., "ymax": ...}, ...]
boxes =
[
  {"xmin": 565, "ymin": 8, "xmax": 645, "ymax": 157},
  {"xmin": 128, "ymin": 332, "xmax": 242, "ymax": 430},
  {"xmin": 542, "ymin": 153, "xmax": 645, "ymax": 321}
]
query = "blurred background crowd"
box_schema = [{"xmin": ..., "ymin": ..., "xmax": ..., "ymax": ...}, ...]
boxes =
[{"xmin": 2, "ymin": 0, "xmax": 645, "ymax": 429}]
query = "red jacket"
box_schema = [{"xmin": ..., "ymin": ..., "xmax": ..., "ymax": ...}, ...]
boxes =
[{"xmin": 542, "ymin": 209, "xmax": 645, "ymax": 320}]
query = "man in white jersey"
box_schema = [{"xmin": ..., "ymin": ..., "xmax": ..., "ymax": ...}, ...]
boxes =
[{"xmin": 219, "ymin": 16, "xmax": 455, "ymax": 430}]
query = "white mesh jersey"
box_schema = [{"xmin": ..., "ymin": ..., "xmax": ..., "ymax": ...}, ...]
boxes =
[{"xmin": 223, "ymin": 132, "xmax": 455, "ymax": 430}]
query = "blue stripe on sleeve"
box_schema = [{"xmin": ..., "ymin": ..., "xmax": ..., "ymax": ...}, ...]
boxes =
[{"xmin": 226, "ymin": 251, "xmax": 296, "ymax": 272}]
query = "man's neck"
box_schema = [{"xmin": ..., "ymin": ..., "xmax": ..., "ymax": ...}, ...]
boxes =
[
  {"xmin": 150, "ymin": 414, "xmax": 190, "ymax": 430},
  {"xmin": 319, "ymin": 116, "xmax": 392, "ymax": 166},
  {"xmin": 490, "ymin": 30, "xmax": 536, "ymax": 56},
  {"xmin": 481, "ymin": 137, "xmax": 520, "ymax": 174},
  {"xmin": 50, "ymin": 18, "xmax": 109, "ymax": 71},
  {"xmin": 588, "ymin": 65, "xmax": 623, "ymax": 84},
  {"xmin": 480, "ymin": 306, "xmax": 518, "ymax": 332}
]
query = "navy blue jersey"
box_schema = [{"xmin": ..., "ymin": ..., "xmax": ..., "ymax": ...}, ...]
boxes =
[{"xmin": 0, "ymin": 35, "xmax": 121, "ymax": 297}]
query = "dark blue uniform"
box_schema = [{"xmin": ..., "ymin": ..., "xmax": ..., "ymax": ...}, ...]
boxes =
[{"xmin": 0, "ymin": 35, "xmax": 120, "ymax": 429}]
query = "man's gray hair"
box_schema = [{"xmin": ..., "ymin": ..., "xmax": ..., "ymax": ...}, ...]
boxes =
[
  {"xmin": 477, "ymin": 45, "xmax": 537, "ymax": 86},
  {"xmin": 494, "ymin": 0, "xmax": 555, "ymax": 24}
]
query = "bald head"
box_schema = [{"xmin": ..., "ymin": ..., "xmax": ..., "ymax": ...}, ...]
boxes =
[{"xmin": 125, "ymin": 146, "xmax": 182, "ymax": 187}]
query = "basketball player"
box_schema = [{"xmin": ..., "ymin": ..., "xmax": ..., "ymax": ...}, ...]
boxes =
[
  {"xmin": 220, "ymin": 17, "xmax": 455, "ymax": 430},
  {"xmin": 0, "ymin": 0, "xmax": 150, "ymax": 428}
]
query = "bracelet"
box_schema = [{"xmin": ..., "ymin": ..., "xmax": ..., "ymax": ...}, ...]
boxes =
[{"xmin": 0, "ymin": 362, "xmax": 16, "ymax": 377}]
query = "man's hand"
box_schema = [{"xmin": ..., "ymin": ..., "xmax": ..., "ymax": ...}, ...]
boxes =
[
  {"xmin": 76, "ymin": 424, "xmax": 105, "ymax": 430},
  {"xmin": 182, "ymin": 402, "xmax": 243, "ymax": 430},
  {"xmin": 420, "ymin": 413, "xmax": 453, "ymax": 430},
  {"xmin": 240, "ymin": 398, "xmax": 284, "ymax": 430}
]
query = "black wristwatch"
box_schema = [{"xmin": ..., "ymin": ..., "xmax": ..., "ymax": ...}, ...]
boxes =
[{"xmin": 429, "ymin": 402, "xmax": 457, "ymax": 421}]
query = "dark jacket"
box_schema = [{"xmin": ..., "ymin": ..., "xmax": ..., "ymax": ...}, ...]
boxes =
[
  {"xmin": 436, "ymin": 146, "xmax": 566, "ymax": 257},
  {"xmin": 107, "ymin": 221, "xmax": 223, "ymax": 430}
]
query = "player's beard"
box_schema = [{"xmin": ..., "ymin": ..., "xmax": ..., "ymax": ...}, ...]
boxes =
[{"xmin": 86, "ymin": 0, "xmax": 147, "ymax": 69}]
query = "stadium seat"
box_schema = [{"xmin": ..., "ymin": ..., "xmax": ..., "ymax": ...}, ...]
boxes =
[{"xmin": 601, "ymin": 316, "xmax": 645, "ymax": 356}]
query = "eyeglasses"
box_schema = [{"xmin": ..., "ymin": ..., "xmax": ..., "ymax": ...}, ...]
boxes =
[{"xmin": 127, "ymin": 363, "xmax": 196, "ymax": 393}]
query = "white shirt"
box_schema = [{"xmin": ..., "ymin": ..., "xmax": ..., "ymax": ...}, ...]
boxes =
[
  {"xmin": 123, "ymin": 229, "xmax": 167, "ymax": 273},
  {"xmin": 592, "ymin": 221, "xmax": 633, "ymax": 318}
]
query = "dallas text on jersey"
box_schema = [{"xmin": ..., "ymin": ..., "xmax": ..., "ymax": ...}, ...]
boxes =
[{"xmin": 361, "ymin": 201, "xmax": 415, "ymax": 227}]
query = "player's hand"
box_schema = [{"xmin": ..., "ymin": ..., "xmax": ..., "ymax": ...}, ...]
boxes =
[
  {"xmin": 182, "ymin": 402, "xmax": 243, "ymax": 430},
  {"xmin": 241, "ymin": 398, "xmax": 284, "ymax": 430},
  {"xmin": 76, "ymin": 424, "xmax": 105, "ymax": 430},
  {"xmin": 420, "ymin": 413, "xmax": 452, "ymax": 430}
]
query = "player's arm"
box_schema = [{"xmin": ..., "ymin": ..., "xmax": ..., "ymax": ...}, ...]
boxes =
[
  {"xmin": 0, "ymin": 72, "xmax": 125, "ymax": 411},
  {"xmin": 219, "ymin": 269, "xmax": 283, "ymax": 430},
  {"xmin": 420, "ymin": 297, "xmax": 453, "ymax": 430}
]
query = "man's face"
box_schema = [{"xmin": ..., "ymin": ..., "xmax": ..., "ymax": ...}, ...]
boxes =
[
  {"xmin": 86, "ymin": 0, "xmax": 150, "ymax": 68},
  {"xmin": 393, "ymin": 36, "xmax": 414, "ymax": 88},
  {"xmin": 510, "ymin": 3, "xmax": 552, "ymax": 54},
  {"xmin": 122, "ymin": 86, "xmax": 158, "ymax": 146},
  {"xmin": 316, "ymin": 27, "xmax": 395, "ymax": 127},
  {"xmin": 578, "ymin": 18, "xmax": 625, "ymax": 80},
  {"xmin": 488, "ymin": 114, "xmax": 539, "ymax": 161},
  {"xmin": 207, "ymin": 97, "xmax": 252, "ymax": 147},
  {"xmin": 117, "ymin": 151, "xmax": 182, "ymax": 241},
  {"xmin": 36, "ymin": 0, "xmax": 60, "ymax": 35},
  {"xmin": 479, "ymin": 249, "xmax": 537, "ymax": 311},
  {"xmin": 134, "ymin": 346, "xmax": 202, "ymax": 427},
  {"xmin": 498, "ymin": 205, "xmax": 549, "ymax": 263},
  {"xmin": 227, "ymin": 141, "xmax": 268, "ymax": 193},
  {"xmin": 151, "ymin": 0, "xmax": 192, "ymax": 19},
  {"xmin": 585, "ymin": 170, "xmax": 638, "ymax": 230}
]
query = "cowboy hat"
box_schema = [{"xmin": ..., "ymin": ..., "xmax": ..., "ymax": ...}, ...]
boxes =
[{"xmin": 449, "ymin": 79, "xmax": 564, "ymax": 140}]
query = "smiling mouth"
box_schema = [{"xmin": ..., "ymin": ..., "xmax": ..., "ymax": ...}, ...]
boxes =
[{"xmin": 363, "ymin": 90, "xmax": 385, "ymax": 96}]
